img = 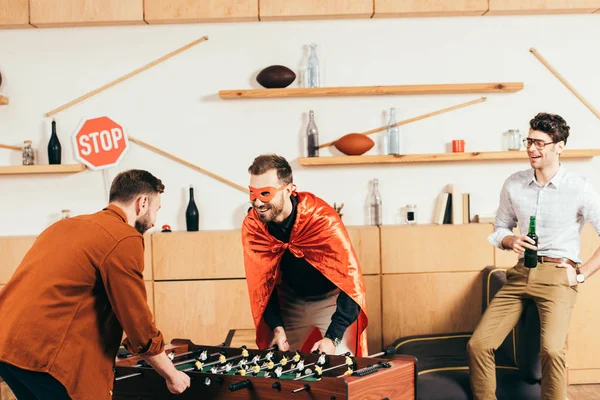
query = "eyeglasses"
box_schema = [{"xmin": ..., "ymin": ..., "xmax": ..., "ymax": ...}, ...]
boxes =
[
  {"xmin": 522, "ymin": 138, "xmax": 556, "ymax": 150},
  {"xmin": 248, "ymin": 185, "xmax": 286, "ymax": 203}
]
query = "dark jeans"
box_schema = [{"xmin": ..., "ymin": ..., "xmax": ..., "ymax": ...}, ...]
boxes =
[{"xmin": 0, "ymin": 362, "xmax": 70, "ymax": 400}]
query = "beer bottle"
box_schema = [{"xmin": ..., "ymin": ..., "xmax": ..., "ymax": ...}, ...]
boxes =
[{"xmin": 524, "ymin": 216, "xmax": 538, "ymax": 268}]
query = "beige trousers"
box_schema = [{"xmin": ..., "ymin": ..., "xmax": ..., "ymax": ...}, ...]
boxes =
[
  {"xmin": 467, "ymin": 261, "xmax": 578, "ymax": 400},
  {"xmin": 278, "ymin": 285, "xmax": 358, "ymax": 356}
]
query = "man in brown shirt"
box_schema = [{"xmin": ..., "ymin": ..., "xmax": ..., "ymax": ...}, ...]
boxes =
[{"xmin": 0, "ymin": 170, "xmax": 190, "ymax": 399}]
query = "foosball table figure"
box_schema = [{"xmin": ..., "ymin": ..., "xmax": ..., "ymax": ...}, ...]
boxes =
[{"xmin": 113, "ymin": 339, "xmax": 416, "ymax": 399}]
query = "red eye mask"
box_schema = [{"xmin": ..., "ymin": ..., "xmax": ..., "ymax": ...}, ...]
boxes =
[{"xmin": 249, "ymin": 185, "xmax": 286, "ymax": 203}]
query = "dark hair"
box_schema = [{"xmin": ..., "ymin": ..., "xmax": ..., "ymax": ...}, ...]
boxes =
[
  {"xmin": 109, "ymin": 169, "xmax": 165, "ymax": 203},
  {"xmin": 529, "ymin": 112, "xmax": 570, "ymax": 145},
  {"xmin": 248, "ymin": 154, "xmax": 293, "ymax": 184}
]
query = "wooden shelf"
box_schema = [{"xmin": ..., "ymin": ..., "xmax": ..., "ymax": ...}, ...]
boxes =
[
  {"xmin": 0, "ymin": 96, "xmax": 8, "ymax": 105},
  {"xmin": 219, "ymin": 82, "xmax": 524, "ymax": 99},
  {"xmin": 0, "ymin": 164, "xmax": 86, "ymax": 175},
  {"xmin": 298, "ymin": 149, "xmax": 600, "ymax": 166}
]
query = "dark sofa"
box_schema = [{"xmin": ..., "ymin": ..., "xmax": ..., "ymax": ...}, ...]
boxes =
[{"xmin": 392, "ymin": 265, "xmax": 542, "ymax": 400}]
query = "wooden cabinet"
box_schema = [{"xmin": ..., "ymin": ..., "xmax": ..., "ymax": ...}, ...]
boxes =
[
  {"xmin": 154, "ymin": 280, "xmax": 254, "ymax": 345},
  {"xmin": 259, "ymin": 0, "xmax": 373, "ymax": 21},
  {"xmin": 152, "ymin": 230, "xmax": 245, "ymax": 280},
  {"xmin": 0, "ymin": 236, "xmax": 36, "ymax": 284},
  {"xmin": 374, "ymin": 0, "xmax": 487, "ymax": 18},
  {"xmin": 487, "ymin": 0, "xmax": 600, "ymax": 15},
  {"xmin": 144, "ymin": 0, "xmax": 258, "ymax": 24},
  {"xmin": 0, "ymin": 0, "xmax": 31, "ymax": 28},
  {"xmin": 381, "ymin": 224, "xmax": 494, "ymax": 274},
  {"xmin": 29, "ymin": 0, "xmax": 144, "ymax": 27}
]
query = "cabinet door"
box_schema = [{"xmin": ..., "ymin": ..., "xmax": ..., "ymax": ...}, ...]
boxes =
[
  {"xmin": 259, "ymin": 0, "xmax": 373, "ymax": 21},
  {"xmin": 488, "ymin": 0, "xmax": 600, "ymax": 15},
  {"xmin": 374, "ymin": 0, "xmax": 487, "ymax": 18},
  {"xmin": 144, "ymin": 0, "xmax": 258, "ymax": 24},
  {"xmin": 30, "ymin": 0, "xmax": 144, "ymax": 27},
  {"xmin": 0, "ymin": 0, "xmax": 31, "ymax": 28},
  {"xmin": 567, "ymin": 224, "xmax": 600, "ymax": 384}
]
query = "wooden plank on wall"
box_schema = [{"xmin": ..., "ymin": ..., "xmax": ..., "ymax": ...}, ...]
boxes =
[
  {"xmin": 374, "ymin": 0, "xmax": 487, "ymax": 18},
  {"xmin": 0, "ymin": 236, "xmax": 36, "ymax": 284},
  {"xmin": 381, "ymin": 224, "xmax": 493, "ymax": 274},
  {"xmin": 567, "ymin": 225, "xmax": 600, "ymax": 383},
  {"xmin": 259, "ymin": 0, "xmax": 373, "ymax": 21},
  {"xmin": 152, "ymin": 231, "xmax": 244, "ymax": 280},
  {"xmin": 145, "ymin": 281, "xmax": 154, "ymax": 319},
  {"xmin": 30, "ymin": 0, "xmax": 144, "ymax": 27},
  {"xmin": 382, "ymin": 272, "xmax": 482, "ymax": 346},
  {"xmin": 364, "ymin": 275, "xmax": 382, "ymax": 353},
  {"xmin": 0, "ymin": 0, "xmax": 31, "ymax": 28},
  {"xmin": 144, "ymin": 0, "xmax": 258, "ymax": 24},
  {"xmin": 346, "ymin": 226, "xmax": 380, "ymax": 275},
  {"xmin": 143, "ymin": 233, "xmax": 153, "ymax": 281},
  {"xmin": 568, "ymin": 369, "xmax": 600, "ymax": 385},
  {"xmin": 487, "ymin": 0, "xmax": 600, "ymax": 15},
  {"xmin": 154, "ymin": 280, "xmax": 254, "ymax": 346}
]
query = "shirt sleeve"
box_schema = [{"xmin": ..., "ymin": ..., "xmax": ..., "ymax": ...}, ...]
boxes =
[
  {"xmin": 582, "ymin": 180, "xmax": 600, "ymax": 235},
  {"xmin": 325, "ymin": 291, "xmax": 360, "ymax": 341},
  {"xmin": 263, "ymin": 288, "xmax": 285, "ymax": 331},
  {"xmin": 99, "ymin": 236, "xmax": 165, "ymax": 356},
  {"xmin": 488, "ymin": 178, "xmax": 518, "ymax": 250}
]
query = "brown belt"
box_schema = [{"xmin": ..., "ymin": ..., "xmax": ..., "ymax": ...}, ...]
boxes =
[{"xmin": 537, "ymin": 256, "xmax": 577, "ymax": 267}]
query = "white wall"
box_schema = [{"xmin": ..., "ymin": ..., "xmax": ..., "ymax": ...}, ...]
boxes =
[{"xmin": 1, "ymin": 14, "xmax": 599, "ymax": 236}]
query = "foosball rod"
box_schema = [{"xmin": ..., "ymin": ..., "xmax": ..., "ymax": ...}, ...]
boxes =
[
  {"xmin": 116, "ymin": 346, "xmax": 278, "ymax": 381},
  {"xmin": 290, "ymin": 348, "xmax": 396, "ymax": 392}
]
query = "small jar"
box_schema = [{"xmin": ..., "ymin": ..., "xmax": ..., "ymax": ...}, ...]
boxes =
[
  {"xmin": 22, "ymin": 140, "xmax": 34, "ymax": 165},
  {"xmin": 61, "ymin": 209, "xmax": 71, "ymax": 219},
  {"xmin": 507, "ymin": 129, "xmax": 522, "ymax": 151},
  {"xmin": 405, "ymin": 204, "xmax": 417, "ymax": 225}
]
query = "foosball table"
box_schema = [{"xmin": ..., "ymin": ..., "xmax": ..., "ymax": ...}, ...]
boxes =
[{"xmin": 113, "ymin": 339, "xmax": 416, "ymax": 399}]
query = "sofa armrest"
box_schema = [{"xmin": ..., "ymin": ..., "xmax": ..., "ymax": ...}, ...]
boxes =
[{"xmin": 392, "ymin": 332, "xmax": 472, "ymax": 373}]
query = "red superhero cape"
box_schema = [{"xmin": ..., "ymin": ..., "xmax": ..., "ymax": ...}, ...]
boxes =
[{"xmin": 242, "ymin": 191, "xmax": 369, "ymax": 356}]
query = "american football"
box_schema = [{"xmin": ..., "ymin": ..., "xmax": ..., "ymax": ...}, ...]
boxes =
[
  {"xmin": 333, "ymin": 133, "xmax": 375, "ymax": 156},
  {"xmin": 256, "ymin": 65, "xmax": 296, "ymax": 89}
]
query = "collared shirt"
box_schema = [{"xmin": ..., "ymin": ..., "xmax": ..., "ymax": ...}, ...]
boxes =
[
  {"xmin": 488, "ymin": 165, "xmax": 600, "ymax": 263},
  {"xmin": 0, "ymin": 205, "xmax": 164, "ymax": 400}
]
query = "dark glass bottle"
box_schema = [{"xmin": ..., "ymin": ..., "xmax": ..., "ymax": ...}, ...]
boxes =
[
  {"xmin": 186, "ymin": 185, "xmax": 199, "ymax": 232},
  {"xmin": 524, "ymin": 216, "xmax": 538, "ymax": 268},
  {"xmin": 306, "ymin": 110, "xmax": 319, "ymax": 157},
  {"xmin": 48, "ymin": 118, "xmax": 62, "ymax": 165}
]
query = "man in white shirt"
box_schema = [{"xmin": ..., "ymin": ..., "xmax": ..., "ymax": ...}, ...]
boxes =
[{"xmin": 467, "ymin": 112, "xmax": 600, "ymax": 400}]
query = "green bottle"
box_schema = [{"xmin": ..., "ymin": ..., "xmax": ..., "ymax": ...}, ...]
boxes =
[{"xmin": 524, "ymin": 216, "xmax": 538, "ymax": 268}]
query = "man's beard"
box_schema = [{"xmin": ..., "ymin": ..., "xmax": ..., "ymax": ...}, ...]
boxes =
[
  {"xmin": 135, "ymin": 212, "xmax": 152, "ymax": 234},
  {"xmin": 255, "ymin": 199, "xmax": 284, "ymax": 223}
]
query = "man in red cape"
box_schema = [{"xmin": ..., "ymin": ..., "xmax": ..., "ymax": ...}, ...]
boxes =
[{"xmin": 242, "ymin": 154, "xmax": 368, "ymax": 356}]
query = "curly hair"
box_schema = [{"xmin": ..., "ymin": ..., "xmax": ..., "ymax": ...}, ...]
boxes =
[{"xmin": 529, "ymin": 113, "xmax": 570, "ymax": 145}]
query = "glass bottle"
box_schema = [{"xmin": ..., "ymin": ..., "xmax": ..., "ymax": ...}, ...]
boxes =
[
  {"xmin": 185, "ymin": 185, "xmax": 199, "ymax": 232},
  {"xmin": 48, "ymin": 118, "xmax": 62, "ymax": 164},
  {"xmin": 405, "ymin": 204, "xmax": 417, "ymax": 225},
  {"xmin": 524, "ymin": 216, "xmax": 538, "ymax": 268},
  {"xmin": 387, "ymin": 108, "xmax": 402, "ymax": 155},
  {"xmin": 507, "ymin": 129, "xmax": 522, "ymax": 151},
  {"xmin": 369, "ymin": 179, "xmax": 382, "ymax": 226},
  {"xmin": 306, "ymin": 110, "xmax": 319, "ymax": 157},
  {"xmin": 22, "ymin": 141, "xmax": 34, "ymax": 165},
  {"xmin": 306, "ymin": 43, "xmax": 320, "ymax": 88}
]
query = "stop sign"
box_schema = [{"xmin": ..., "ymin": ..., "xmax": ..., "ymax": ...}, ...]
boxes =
[{"xmin": 72, "ymin": 116, "xmax": 129, "ymax": 170}]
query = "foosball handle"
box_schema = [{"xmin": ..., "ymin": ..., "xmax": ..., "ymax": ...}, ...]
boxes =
[{"xmin": 229, "ymin": 379, "xmax": 252, "ymax": 392}]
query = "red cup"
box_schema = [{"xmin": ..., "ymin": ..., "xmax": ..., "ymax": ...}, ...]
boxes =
[{"xmin": 452, "ymin": 140, "xmax": 465, "ymax": 153}]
